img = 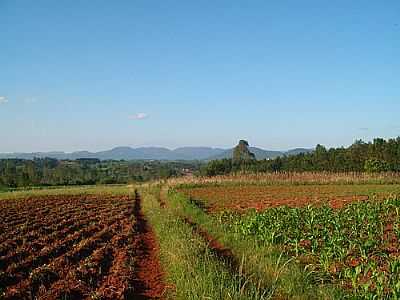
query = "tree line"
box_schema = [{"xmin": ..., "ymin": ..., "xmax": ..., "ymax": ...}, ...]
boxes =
[
  {"xmin": 0, "ymin": 158, "xmax": 201, "ymax": 189},
  {"xmin": 2, "ymin": 137, "xmax": 399, "ymax": 188},
  {"xmin": 201, "ymin": 137, "xmax": 400, "ymax": 176}
]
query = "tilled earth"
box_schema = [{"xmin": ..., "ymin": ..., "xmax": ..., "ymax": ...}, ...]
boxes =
[
  {"xmin": 179, "ymin": 184, "xmax": 400, "ymax": 212},
  {"xmin": 0, "ymin": 193, "xmax": 165, "ymax": 300}
]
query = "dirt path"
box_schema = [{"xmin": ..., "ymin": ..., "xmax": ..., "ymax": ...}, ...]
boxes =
[{"xmin": 131, "ymin": 190, "xmax": 166, "ymax": 299}]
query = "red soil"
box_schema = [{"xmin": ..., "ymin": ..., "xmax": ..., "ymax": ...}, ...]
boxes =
[
  {"xmin": 183, "ymin": 217, "xmax": 237, "ymax": 268},
  {"xmin": 182, "ymin": 217, "xmax": 270, "ymax": 294},
  {"xmin": 130, "ymin": 191, "xmax": 166, "ymax": 299},
  {"xmin": 0, "ymin": 193, "xmax": 166, "ymax": 300},
  {"xmin": 178, "ymin": 184, "xmax": 399, "ymax": 213}
]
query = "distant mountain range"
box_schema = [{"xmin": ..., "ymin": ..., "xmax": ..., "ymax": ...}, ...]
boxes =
[{"xmin": 0, "ymin": 146, "xmax": 313, "ymax": 161}]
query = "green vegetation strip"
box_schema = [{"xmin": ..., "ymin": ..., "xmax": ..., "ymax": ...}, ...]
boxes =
[{"xmin": 140, "ymin": 186, "xmax": 269, "ymax": 300}]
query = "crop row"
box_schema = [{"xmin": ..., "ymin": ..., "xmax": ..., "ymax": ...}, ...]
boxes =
[{"xmin": 231, "ymin": 197, "xmax": 400, "ymax": 298}]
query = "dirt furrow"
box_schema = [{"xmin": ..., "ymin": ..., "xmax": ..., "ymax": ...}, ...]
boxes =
[
  {"xmin": 182, "ymin": 216, "xmax": 271, "ymax": 295},
  {"xmin": 182, "ymin": 217, "xmax": 239, "ymax": 270},
  {"xmin": 130, "ymin": 190, "xmax": 166, "ymax": 299}
]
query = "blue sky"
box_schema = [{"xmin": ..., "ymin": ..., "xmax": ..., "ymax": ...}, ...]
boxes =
[{"xmin": 1, "ymin": 1, "xmax": 399, "ymax": 152}]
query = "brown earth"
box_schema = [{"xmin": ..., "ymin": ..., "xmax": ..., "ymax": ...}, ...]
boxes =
[
  {"xmin": 178, "ymin": 184, "xmax": 400, "ymax": 213},
  {"xmin": 130, "ymin": 191, "xmax": 166, "ymax": 299},
  {"xmin": 181, "ymin": 216, "xmax": 272, "ymax": 295},
  {"xmin": 0, "ymin": 193, "xmax": 166, "ymax": 300},
  {"xmin": 182, "ymin": 217, "xmax": 238, "ymax": 269}
]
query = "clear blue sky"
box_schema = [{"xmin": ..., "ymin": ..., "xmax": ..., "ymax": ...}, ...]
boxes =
[{"xmin": 1, "ymin": 1, "xmax": 399, "ymax": 152}]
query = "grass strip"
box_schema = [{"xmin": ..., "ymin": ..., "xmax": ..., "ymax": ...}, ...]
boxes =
[{"xmin": 140, "ymin": 186, "xmax": 269, "ymax": 300}]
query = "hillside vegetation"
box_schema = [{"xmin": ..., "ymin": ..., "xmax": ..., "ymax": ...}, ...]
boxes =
[{"xmin": 202, "ymin": 138, "xmax": 400, "ymax": 176}]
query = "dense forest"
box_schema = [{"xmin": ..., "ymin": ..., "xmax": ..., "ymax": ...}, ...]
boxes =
[
  {"xmin": 0, "ymin": 158, "xmax": 201, "ymax": 189},
  {"xmin": 202, "ymin": 137, "xmax": 400, "ymax": 176}
]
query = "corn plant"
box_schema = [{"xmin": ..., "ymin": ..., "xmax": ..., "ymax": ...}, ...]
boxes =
[{"xmin": 230, "ymin": 197, "xmax": 400, "ymax": 299}]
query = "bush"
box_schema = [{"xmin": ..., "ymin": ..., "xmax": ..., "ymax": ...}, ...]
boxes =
[{"xmin": 364, "ymin": 159, "xmax": 390, "ymax": 173}]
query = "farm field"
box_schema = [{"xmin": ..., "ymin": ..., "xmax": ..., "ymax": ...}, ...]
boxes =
[
  {"xmin": 0, "ymin": 191, "xmax": 165, "ymax": 299},
  {"xmin": 231, "ymin": 198, "xmax": 400, "ymax": 298},
  {"xmin": 1, "ymin": 179, "xmax": 399, "ymax": 299},
  {"xmin": 178, "ymin": 184, "xmax": 400, "ymax": 212},
  {"xmin": 175, "ymin": 182, "xmax": 400, "ymax": 299}
]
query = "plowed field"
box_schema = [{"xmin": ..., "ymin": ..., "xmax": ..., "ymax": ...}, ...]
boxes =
[
  {"xmin": 179, "ymin": 184, "xmax": 400, "ymax": 212},
  {"xmin": 0, "ymin": 193, "xmax": 165, "ymax": 300}
]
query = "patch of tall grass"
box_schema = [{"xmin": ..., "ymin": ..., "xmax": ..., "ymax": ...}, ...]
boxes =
[{"xmin": 140, "ymin": 186, "xmax": 272, "ymax": 300}]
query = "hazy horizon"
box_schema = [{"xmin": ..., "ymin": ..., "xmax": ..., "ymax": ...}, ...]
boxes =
[
  {"xmin": 1, "ymin": 1, "xmax": 399, "ymax": 153},
  {"xmin": 2, "ymin": 137, "xmax": 397, "ymax": 155},
  {"xmin": 0, "ymin": 144, "xmax": 309, "ymax": 154}
]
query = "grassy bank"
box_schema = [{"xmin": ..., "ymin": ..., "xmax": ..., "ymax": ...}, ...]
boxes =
[{"xmin": 140, "ymin": 186, "xmax": 270, "ymax": 300}]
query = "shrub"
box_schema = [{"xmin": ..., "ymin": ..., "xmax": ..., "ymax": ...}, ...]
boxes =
[{"xmin": 364, "ymin": 159, "xmax": 390, "ymax": 173}]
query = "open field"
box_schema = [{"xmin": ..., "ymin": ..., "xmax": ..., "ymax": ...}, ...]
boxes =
[
  {"xmin": 178, "ymin": 184, "xmax": 400, "ymax": 212},
  {"xmin": 1, "ymin": 175, "xmax": 399, "ymax": 299},
  {"xmin": 0, "ymin": 191, "xmax": 165, "ymax": 299},
  {"xmin": 174, "ymin": 178, "xmax": 400, "ymax": 299}
]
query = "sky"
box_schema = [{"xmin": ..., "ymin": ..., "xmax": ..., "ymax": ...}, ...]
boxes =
[{"xmin": 1, "ymin": 1, "xmax": 399, "ymax": 152}]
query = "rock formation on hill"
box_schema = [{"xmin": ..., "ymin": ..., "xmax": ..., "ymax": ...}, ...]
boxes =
[{"xmin": 232, "ymin": 140, "xmax": 256, "ymax": 163}]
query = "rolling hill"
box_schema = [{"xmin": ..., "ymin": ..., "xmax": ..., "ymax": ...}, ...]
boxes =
[{"xmin": 0, "ymin": 146, "xmax": 313, "ymax": 161}]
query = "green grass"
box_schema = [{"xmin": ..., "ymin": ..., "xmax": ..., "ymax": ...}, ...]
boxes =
[{"xmin": 140, "ymin": 186, "xmax": 273, "ymax": 300}]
